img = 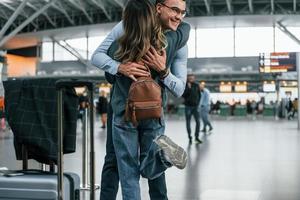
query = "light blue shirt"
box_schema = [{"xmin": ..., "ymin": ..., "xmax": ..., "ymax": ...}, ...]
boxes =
[
  {"xmin": 91, "ymin": 21, "xmax": 188, "ymax": 97},
  {"xmin": 199, "ymin": 88, "xmax": 210, "ymax": 108}
]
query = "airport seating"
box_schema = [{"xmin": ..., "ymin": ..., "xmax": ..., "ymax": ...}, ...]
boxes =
[
  {"xmin": 263, "ymin": 105, "xmax": 275, "ymax": 116},
  {"xmin": 220, "ymin": 105, "xmax": 230, "ymax": 117},
  {"xmin": 234, "ymin": 105, "xmax": 247, "ymax": 116}
]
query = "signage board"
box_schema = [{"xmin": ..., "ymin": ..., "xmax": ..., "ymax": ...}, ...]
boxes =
[{"xmin": 259, "ymin": 52, "xmax": 296, "ymax": 73}]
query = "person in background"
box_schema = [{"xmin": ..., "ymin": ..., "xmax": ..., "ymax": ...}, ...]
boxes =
[
  {"xmin": 291, "ymin": 98, "xmax": 298, "ymax": 119},
  {"xmin": 250, "ymin": 100, "xmax": 257, "ymax": 115},
  {"xmin": 97, "ymin": 90, "xmax": 108, "ymax": 129},
  {"xmin": 78, "ymin": 93, "xmax": 89, "ymax": 121},
  {"xmin": 182, "ymin": 74, "xmax": 201, "ymax": 144},
  {"xmin": 199, "ymin": 83, "xmax": 213, "ymax": 133},
  {"xmin": 77, "ymin": 92, "xmax": 89, "ymax": 135},
  {"xmin": 246, "ymin": 99, "xmax": 252, "ymax": 114},
  {"xmin": 0, "ymin": 96, "xmax": 5, "ymax": 131},
  {"xmin": 286, "ymin": 98, "xmax": 293, "ymax": 120}
]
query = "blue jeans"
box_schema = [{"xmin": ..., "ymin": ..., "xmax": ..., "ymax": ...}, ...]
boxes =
[
  {"xmin": 100, "ymin": 104, "xmax": 168, "ymax": 200},
  {"xmin": 112, "ymin": 114, "xmax": 168, "ymax": 200},
  {"xmin": 200, "ymin": 106, "xmax": 212, "ymax": 130},
  {"xmin": 185, "ymin": 106, "xmax": 200, "ymax": 139}
]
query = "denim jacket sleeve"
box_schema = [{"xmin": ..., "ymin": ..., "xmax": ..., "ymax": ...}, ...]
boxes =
[
  {"xmin": 162, "ymin": 45, "xmax": 187, "ymax": 97},
  {"xmin": 91, "ymin": 21, "xmax": 123, "ymax": 75}
]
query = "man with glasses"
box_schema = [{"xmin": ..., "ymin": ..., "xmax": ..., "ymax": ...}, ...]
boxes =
[
  {"xmin": 156, "ymin": 0, "xmax": 187, "ymax": 31},
  {"xmin": 160, "ymin": 3, "xmax": 187, "ymax": 17},
  {"xmin": 160, "ymin": 3, "xmax": 186, "ymax": 17},
  {"xmin": 92, "ymin": 0, "xmax": 188, "ymax": 199}
]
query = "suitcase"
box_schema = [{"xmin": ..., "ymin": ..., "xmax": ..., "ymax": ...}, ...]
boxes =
[
  {"xmin": 0, "ymin": 170, "xmax": 80, "ymax": 200},
  {"xmin": 56, "ymin": 80, "xmax": 96, "ymax": 200},
  {"xmin": 0, "ymin": 79, "xmax": 95, "ymax": 200}
]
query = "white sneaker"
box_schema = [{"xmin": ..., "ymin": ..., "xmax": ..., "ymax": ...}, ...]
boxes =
[{"xmin": 155, "ymin": 135, "xmax": 187, "ymax": 169}]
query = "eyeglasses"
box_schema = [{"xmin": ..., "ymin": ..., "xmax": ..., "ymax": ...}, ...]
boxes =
[{"xmin": 160, "ymin": 3, "xmax": 187, "ymax": 17}]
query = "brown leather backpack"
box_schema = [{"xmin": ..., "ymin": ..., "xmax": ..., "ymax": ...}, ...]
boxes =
[{"xmin": 125, "ymin": 75, "xmax": 162, "ymax": 126}]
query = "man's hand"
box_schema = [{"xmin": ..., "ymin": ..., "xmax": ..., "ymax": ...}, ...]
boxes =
[
  {"xmin": 143, "ymin": 46, "xmax": 166, "ymax": 73},
  {"xmin": 118, "ymin": 62, "xmax": 150, "ymax": 81}
]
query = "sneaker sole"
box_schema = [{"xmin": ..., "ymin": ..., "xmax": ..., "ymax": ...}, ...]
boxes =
[{"xmin": 155, "ymin": 135, "xmax": 187, "ymax": 169}]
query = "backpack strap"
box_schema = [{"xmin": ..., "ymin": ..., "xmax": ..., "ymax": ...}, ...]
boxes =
[
  {"xmin": 125, "ymin": 102, "xmax": 138, "ymax": 126},
  {"xmin": 144, "ymin": 64, "xmax": 153, "ymax": 78},
  {"xmin": 131, "ymin": 106, "xmax": 138, "ymax": 127},
  {"xmin": 125, "ymin": 101, "xmax": 129, "ymax": 121}
]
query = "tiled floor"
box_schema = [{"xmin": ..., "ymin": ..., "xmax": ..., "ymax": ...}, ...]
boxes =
[
  {"xmin": 1, "ymin": 116, "xmax": 300, "ymax": 200},
  {"xmin": 200, "ymin": 189, "xmax": 261, "ymax": 200}
]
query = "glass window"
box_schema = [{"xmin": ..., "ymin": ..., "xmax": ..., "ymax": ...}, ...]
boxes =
[
  {"xmin": 41, "ymin": 42, "xmax": 53, "ymax": 62},
  {"xmin": 235, "ymin": 27, "xmax": 274, "ymax": 56},
  {"xmin": 196, "ymin": 28, "xmax": 234, "ymax": 57},
  {"xmin": 289, "ymin": 27, "xmax": 300, "ymax": 38},
  {"xmin": 187, "ymin": 28, "xmax": 196, "ymax": 58},
  {"xmin": 275, "ymin": 27, "xmax": 300, "ymax": 52},
  {"xmin": 54, "ymin": 42, "xmax": 77, "ymax": 61},
  {"xmin": 51, "ymin": 37, "xmax": 88, "ymax": 61},
  {"xmin": 88, "ymin": 35, "xmax": 107, "ymax": 59},
  {"xmin": 65, "ymin": 38, "xmax": 88, "ymax": 59}
]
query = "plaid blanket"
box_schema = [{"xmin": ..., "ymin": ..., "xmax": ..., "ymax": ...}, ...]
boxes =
[{"xmin": 4, "ymin": 78, "xmax": 78, "ymax": 164}]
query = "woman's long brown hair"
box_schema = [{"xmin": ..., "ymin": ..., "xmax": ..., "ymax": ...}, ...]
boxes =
[{"xmin": 115, "ymin": 0, "xmax": 166, "ymax": 63}]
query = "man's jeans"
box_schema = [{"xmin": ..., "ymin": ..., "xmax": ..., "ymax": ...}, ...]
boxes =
[
  {"xmin": 200, "ymin": 106, "xmax": 212, "ymax": 130},
  {"xmin": 185, "ymin": 106, "xmax": 200, "ymax": 139},
  {"xmin": 112, "ymin": 114, "xmax": 168, "ymax": 200},
  {"xmin": 100, "ymin": 105, "xmax": 168, "ymax": 200}
]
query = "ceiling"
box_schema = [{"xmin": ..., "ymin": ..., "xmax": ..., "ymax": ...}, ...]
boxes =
[{"xmin": 1, "ymin": 0, "xmax": 300, "ymax": 50}]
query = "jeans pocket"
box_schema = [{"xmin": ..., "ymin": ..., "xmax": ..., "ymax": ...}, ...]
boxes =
[{"xmin": 113, "ymin": 114, "xmax": 135, "ymax": 130}]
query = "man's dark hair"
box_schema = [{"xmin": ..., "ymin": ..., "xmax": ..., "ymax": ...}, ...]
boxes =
[
  {"xmin": 155, "ymin": 0, "xmax": 165, "ymax": 4},
  {"xmin": 155, "ymin": 0, "xmax": 185, "ymax": 5}
]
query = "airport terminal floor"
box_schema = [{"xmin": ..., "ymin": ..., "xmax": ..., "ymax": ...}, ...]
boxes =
[{"xmin": 1, "ymin": 116, "xmax": 300, "ymax": 200}]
